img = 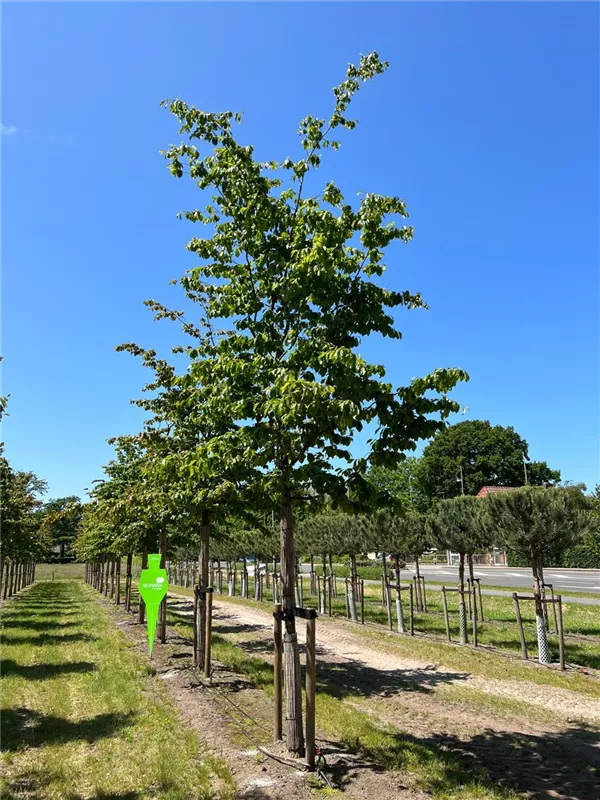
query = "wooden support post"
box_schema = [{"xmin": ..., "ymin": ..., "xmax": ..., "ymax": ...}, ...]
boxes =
[
  {"xmin": 385, "ymin": 582, "xmax": 393, "ymax": 630},
  {"xmin": 467, "ymin": 577, "xmax": 473, "ymax": 619},
  {"xmin": 116, "ymin": 558, "xmax": 121, "ymax": 605},
  {"xmin": 273, "ymin": 603, "xmax": 283, "ymax": 742},
  {"xmin": 193, "ymin": 586, "xmax": 199, "ymax": 667},
  {"xmin": 547, "ymin": 584, "xmax": 558, "ymax": 634},
  {"xmin": 442, "ymin": 587, "xmax": 451, "ymax": 641},
  {"xmin": 472, "ymin": 585, "xmax": 478, "ymax": 647},
  {"xmin": 125, "ymin": 554, "xmax": 133, "ymax": 612},
  {"xmin": 204, "ymin": 587, "xmax": 213, "ymax": 678},
  {"xmin": 110, "ymin": 558, "xmax": 115, "ymax": 599},
  {"xmin": 409, "ymin": 583, "xmax": 414, "ymax": 636},
  {"xmin": 557, "ymin": 595, "xmax": 565, "ymax": 671},
  {"xmin": 305, "ymin": 613, "xmax": 317, "ymax": 771},
  {"xmin": 360, "ymin": 578, "xmax": 364, "ymax": 624},
  {"xmin": 344, "ymin": 578, "xmax": 350, "ymax": 619},
  {"xmin": 513, "ymin": 592, "xmax": 528, "ymax": 660},
  {"xmin": 421, "ymin": 576, "xmax": 427, "ymax": 612},
  {"xmin": 477, "ymin": 579, "xmax": 484, "ymax": 621}
]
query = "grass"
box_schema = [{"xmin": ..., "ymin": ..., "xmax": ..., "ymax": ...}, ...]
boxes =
[
  {"xmin": 0, "ymin": 580, "xmax": 235, "ymax": 800},
  {"xmin": 34, "ymin": 563, "xmax": 85, "ymax": 581}
]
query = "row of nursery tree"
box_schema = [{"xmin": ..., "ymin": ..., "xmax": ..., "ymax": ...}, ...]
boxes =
[{"xmin": 40, "ymin": 52, "xmax": 600, "ymax": 759}]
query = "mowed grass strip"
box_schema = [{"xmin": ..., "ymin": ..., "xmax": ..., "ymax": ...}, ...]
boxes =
[{"xmin": 0, "ymin": 580, "xmax": 234, "ymax": 800}]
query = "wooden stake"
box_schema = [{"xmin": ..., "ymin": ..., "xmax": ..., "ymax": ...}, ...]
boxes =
[
  {"xmin": 442, "ymin": 587, "xmax": 451, "ymax": 641},
  {"xmin": 409, "ymin": 583, "xmax": 414, "ymax": 636},
  {"xmin": 513, "ymin": 592, "xmax": 528, "ymax": 660},
  {"xmin": 472, "ymin": 585, "xmax": 478, "ymax": 647},
  {"xmin": 557, "ymin": 595, "xmax": 565, "ymax": 671},
  {"xmin": 385, "ymin": 582, "xmax": 393, "ymax": 630},
  {"xmin": 273, "ymin": 603, "xmax": 283, "ymax": 742},
  {"xmin": 477, "ymin": 579, "xmax": 484, "ymax": 621},
  {"xmin": 204, "ymin": 587, "xmax": 213, "ymax": 678},
  {"xmin": 305, "ymin": 614, "xmax": 317, "ymax": 771}
]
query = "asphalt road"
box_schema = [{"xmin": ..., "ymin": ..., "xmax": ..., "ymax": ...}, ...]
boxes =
[
  {"xmin": 295, "ymin": 563, "xmax": 600, "ymax": 594},
  {"xmin": 405, "ymin": 564, "xmax": 600, "ymax": 594}
]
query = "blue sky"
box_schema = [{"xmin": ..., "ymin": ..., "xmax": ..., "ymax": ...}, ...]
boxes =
[{"xmin": 2, "ymin": 2, "xmax": 598, "ymax": 500}]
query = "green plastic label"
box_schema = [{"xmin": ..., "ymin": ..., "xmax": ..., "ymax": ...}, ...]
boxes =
[{"xmin": 139, "ymin": 554, "xmax": 168, "ymax": 656}]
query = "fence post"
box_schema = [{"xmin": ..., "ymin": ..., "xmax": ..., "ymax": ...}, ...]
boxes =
[
  {"xmin": 204, "ymin": 587, "xmax": 213, "ymax": 678},
  {"xmin": 472, "ymin": 585, "xmax": 478, "ymax": 647},
  {"xmin": 513, "ymin": 593, "xmax": 528, "ymax": 660},
  {"xmin": 409, "ymin": 583, "xmax": 414, "ymax": 636},
  {"xmin": 557, "ymin": 596, "xmax": 565, "ymax": 671},
  {"xmin": 442, "ymin": 587, "xmax": 451, "ymax": 641},
  {"xmin": 273, "ymin": 603, "xmax": 283, "ymax": 742},
  {"xmin": 305, "ymin": 612, "xmax": 317, "ymax": 771},
  {"xmin": 477, "ymin": 579, "xmax": 484, "ymax": 621}
]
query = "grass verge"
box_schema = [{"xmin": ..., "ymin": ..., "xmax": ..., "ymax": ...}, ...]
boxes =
[{"xmin": 1, "ymin": 580, "xmax": 234, "ymax": 800}]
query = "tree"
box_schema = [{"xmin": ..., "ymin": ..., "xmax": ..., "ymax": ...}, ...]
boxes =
[
  {"xmin": 40, "ymin": 496, "xmax": 83, "ymax": 561},
  {"xmin": 0, "ymin": 445, "xmax": 48, "ymax": 595},
  {"xmin": 159, "ymin": 52, "xmax": 467, "ymax": 754},
  {"xmin": 417, "ymin": 420, "xmax": 559, "ymax": 500},
  {"xmin": 485, "ymin": 485, "xmax": 593, "ymax": 663},
  {"xmin": 427, "ymin": 496, "xmax": 485, "ymax": 644},
  {"xmin": 367, "ymin": 457, "xmax": 429, "ymax": 512}
]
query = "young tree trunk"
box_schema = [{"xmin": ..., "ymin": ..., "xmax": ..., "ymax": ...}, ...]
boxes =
[
  {"xmin": 458, "ymin": 552, "xmax": 468, "ymax": 644},
  {"xmin": 197, "ymin": 510, "xmax": 210, "ymax": 668},
  {"xmin": 138, "ymin": 545, "xmax": 148, "ymax": 623},
  {"xmin": 280, "ymin": 492, "xmax": 304, "ymax": 756},
  {"xmin": 532, "ymin": 552, "xmax": 549, "ymax": 664}
]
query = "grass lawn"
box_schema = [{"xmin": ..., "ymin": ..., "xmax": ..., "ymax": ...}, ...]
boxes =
[{"xmin": 0, "ymin": 580, "xmax": 234, "ymax": 800}]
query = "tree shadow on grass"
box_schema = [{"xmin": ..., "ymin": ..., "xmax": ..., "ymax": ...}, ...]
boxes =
[
  {"xmin": 0, "ymin": 659, "xmax": 96, "ymax": 680},
  {"xmin": 1, "ymin": 632, "xmax": 97, "ymax": 646},
  {"xmin": 327, "ymin": 719, "xmax": 600, "ymax": 800},
  {"xmin": 1, "ymin": 619, "xmax": 82, "ymax": 631},
  {"xmin": 1, "ymin": 708, "xmax": 135, "ymax": 752}
]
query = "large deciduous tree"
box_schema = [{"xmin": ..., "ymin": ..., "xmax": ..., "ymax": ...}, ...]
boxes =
[
  {"xmin": 159, "ymin": 52, "xmax": 467, "ymax": 754},
  {"xmin": 417, "ymin": 420, "xmax": 560, "ymax": 500},
  {"xmin": 40, "ymin": 496, "xmax": 83, "ymax": 561}
]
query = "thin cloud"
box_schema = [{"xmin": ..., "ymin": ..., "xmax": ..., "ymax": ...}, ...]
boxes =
[{"xmin": 1, "ymin": 124, "xmax": 18, "ymax": 136}]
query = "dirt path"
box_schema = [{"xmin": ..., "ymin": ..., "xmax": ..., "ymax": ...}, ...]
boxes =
[{"xmin": 207, "ymin": 596, "xmax": 600, "ymax": 725}]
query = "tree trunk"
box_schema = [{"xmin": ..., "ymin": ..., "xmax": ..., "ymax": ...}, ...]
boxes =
[
  {"xmin": 280, "ymin": 492, "xmax": 304, "ymax": 756},
  {"xmin": 532, "ymin": 552, "xmax": 549, "ymax": 664},
  {"xmin": 197, "ymin": 510, "xmax": 210, "ymax": 668},
  {"xmin": 458, "ymin": 552, "xmax": 468, "ymax": 644},
  {"xmin": 138, "ymin": 545, "xmax": 148, "ymax": 623}
]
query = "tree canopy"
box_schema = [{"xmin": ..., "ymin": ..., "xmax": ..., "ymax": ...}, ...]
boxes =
[{"xmin": 417, "ymin": 420, "xmax": 560, "ymax": 500}]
